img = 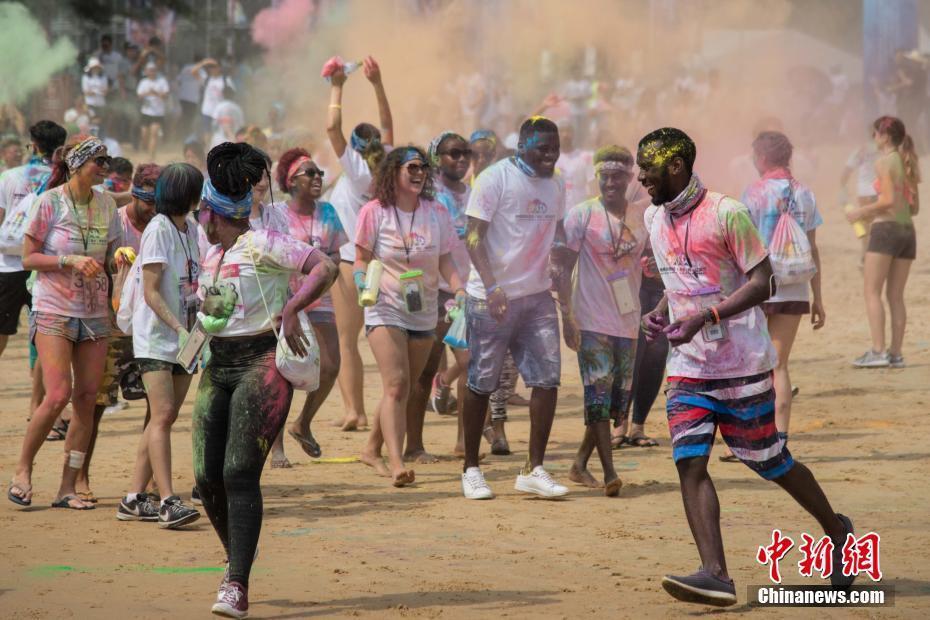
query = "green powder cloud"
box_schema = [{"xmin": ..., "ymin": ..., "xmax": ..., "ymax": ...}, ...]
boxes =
[{"xmin": 0, "ymin": 2, "xmax": 77, "ymax": 105}]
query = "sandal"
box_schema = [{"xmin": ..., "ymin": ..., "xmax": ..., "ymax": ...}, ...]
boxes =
[
  {"xmin": 718, "ymin": 454, "xmax": 740, "ymax": 463},
  {"xmin": 51, "ymin": 494, "xmax": 94, "ymax": 510},
  {"xmin": 46, "ymin": 420, "xmax": 69, "ymax": 441},
  {"xmin": 76, "ymin": 490, "xmax": 98, "ymax": 504},
  {"xmin": 611, "ymin": 435, "xmax": 630, "ymax": 450},
  {"xmin": 8, "ymin": 481, "xmax": 32, "ymax": 507},
  {"xmin": 628, "ymin": 434, "xmax": 659, "ymax": 447},
  {"xmin": 288, "ymin": 429, "xmax": 321, "ymax": 458}
]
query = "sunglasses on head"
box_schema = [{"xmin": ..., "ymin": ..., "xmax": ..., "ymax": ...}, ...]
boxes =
[
  {"xmin": 94, "ymin": 155, "xmax": 112, "ymax": 168},
  {"xmin": 440, "ymin": 148, "xmax": 473, "ymax": 160},
  {"xmin": 294, "ymin": 167, "xmax": 325, "ymax": 179}
]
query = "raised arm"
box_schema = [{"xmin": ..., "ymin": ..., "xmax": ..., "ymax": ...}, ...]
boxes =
[
  {"xmin": 363, "ymin": 56, "xmax": 393, "ymax": 146},
  {"xmin": 326, "ymin": 69, "xmax": 348, "ymax": 158}
]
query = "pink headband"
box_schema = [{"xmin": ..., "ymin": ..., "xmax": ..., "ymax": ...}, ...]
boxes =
[{"xmin": 286, "ymin": 156, "xmax": 312, "ymax": 186}]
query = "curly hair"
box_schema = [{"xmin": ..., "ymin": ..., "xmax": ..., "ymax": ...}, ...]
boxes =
[
  {"xmin": 276, "ymin": 147, "xmax": 311, "ymax": 192},
  {"xmin": 372, "ymin": 145, "xmax": 435, "ymax": 206}
]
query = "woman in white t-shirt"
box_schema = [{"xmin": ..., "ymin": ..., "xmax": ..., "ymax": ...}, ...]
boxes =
[
  {"xmin": 326, "ymin": 56, "xmax": 393, "ymax": 433},
  {"xmin": 121, "ymin": 163, "xmax": 203, "ymax": 528},
  {"xmin": 193, "ymin": 143, "xmax": 337, "ymax": 617},
  {"xmin": 81, "ymin": 58, "xmax": 109, "ymax": 115},
  {"xmin": 354, "ymin": 146, "xmax": 465, "ymax": 488},
  {"xmin": 741, "ymin": 131, "xmax": 824, "ymax": 448},
  {"xmin": 136, "ymin": 62, "xmax": 170, "ymax": 160}
]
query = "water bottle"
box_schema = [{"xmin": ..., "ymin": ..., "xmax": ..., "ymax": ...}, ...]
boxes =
[
  {"xmin": 324, "ymin": 60, "xmax": 362, "ymax": 83},
  {"xmin": 359, "ymin": 259, "xmax": 383, "ymax": 307},
  {"xmin": 843, "ymin": 203, "xmax": 868, "ymax": 239}
]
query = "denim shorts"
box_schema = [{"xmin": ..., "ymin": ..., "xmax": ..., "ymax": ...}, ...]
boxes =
[
  {"xmin": 365, "ymin": 324, "xmax": 436, "ymax": 340},
  {"xmin": 29, "ymin": 311, "xmax": 110, "ymax": 344},
  {"xmin": 466, "ymin": 291, "xmax": 561, "ymax": 395}
]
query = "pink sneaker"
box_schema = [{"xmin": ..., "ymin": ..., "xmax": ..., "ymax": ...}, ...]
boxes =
[{"xmin": 212, "ymin": 581, "xmax": 248, "ymax": 618}]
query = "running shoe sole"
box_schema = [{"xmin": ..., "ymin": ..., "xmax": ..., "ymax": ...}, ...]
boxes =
[
  {"xmin": 116, "ymin": 510, "xmax": 158, "ymax": 522},
  {"xmin": 159, "ymin": 511, "xmax": 201, "ymax": 529},
  {"xmin": 211, "ymin": 603, "xmax": 248, "ymax": 618},
  {"xmin": 661, "ymin": 575, "xmax": 737, "ymax": 607}
]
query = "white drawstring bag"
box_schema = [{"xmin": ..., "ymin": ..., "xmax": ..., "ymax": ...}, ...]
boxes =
[
  {"xmin": 116, "ymin": 256, "xmax": 143, "ymax": 334},
  {"xmin": 249, "ymin": 234, "xmax": 320, "ymax": 392},
  {"xmin": 768, "ymin": 183, "xmax": 816, "ymax": 286}
]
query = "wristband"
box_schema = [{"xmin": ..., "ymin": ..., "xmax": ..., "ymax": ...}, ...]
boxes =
[
  {"xmin": 710, "ymin": 306, "xmax": 720, "ymax": 324},
  {"xmin": 59, "ymin": 255, "xmax": 70, "ymax": 269},
  {"xmin": 487, "ymin": 284, "xmax": 501, "ymax": 296},
  {"xmin": 328, "ymin": 104, "xmax": 342, "ymax": 109}
]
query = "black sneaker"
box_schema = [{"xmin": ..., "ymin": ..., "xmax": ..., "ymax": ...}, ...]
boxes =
[
  {"xmin": 831, "ymin": 514, "xmax": 856, "ymax": 590},
  {"xmin": 158, "ymin": 495, "xmax": 200, "ymax": 529},
  {"xmin": 662, "ymin": 569, "xmax": 737, "ymax": 607},
  {"xmin": 191, "ymin": 486, "xmax": 202, "ymax": 506},
  {"xmin": 117, "ymin": 493, "xmax": 159, "ymax": 522}
]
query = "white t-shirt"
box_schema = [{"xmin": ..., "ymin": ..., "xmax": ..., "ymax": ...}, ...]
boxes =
[
  {"xmin": 136, "ymin": 75, "xmax": 170, "ymax": 117},
  {"xmin": 845, "ymin": 146, "xmax": 879, "ymax": 198},
  {"xmin": 433, "ymin": 180, "xmax": 471, "ymax": 291},
  {"xmin": 465, "ymin": 158, "xmax": 565, "ymax": 300},
  {"xmin": 201, "ymin": 74, "xmax": 227, "ymax": 118},
  {"xmin": 197, "ymin": 201, "xmax": 289, "ymax": 267},
  {"xmin": 564, "ymin": 198, "xmax": 648, "ymax": 339},
  {"xmin": 355, "ymin": 199, "xmax": 454, "ymax": 331},
  {"xmin": 114, "ymin": 206, "xmax": 145, "ymax": 252},
  {"xmin": 329, "ymin": 147, "xmax": 374, "ymax": 262},
  {"xmin": 645, "ymin": 191, "xmax": 776, "ymax": 379},
  {"xmin": 0, "ymin": 160, "xmax": 51, "ymax": 272},
  {"xmin": 82, "ymin": 73, "xmax": 108, "ymax": 108},
  {"xmin": 198, "ymin": 230, "xmax": 315, "ymax": 337},
  {"xmin": 132, "ymin": 214, "xmax": 201, "ymax": 363}
]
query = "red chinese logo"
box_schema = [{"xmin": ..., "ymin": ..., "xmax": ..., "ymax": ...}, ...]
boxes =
[
  {"xmin": 797, "ymin": 534, "xmax": 834, "ymax": 579},
  {"xmin": 842, "ymin": 532, "xmax": 882, "ymax": 581},
  {"xmin": 758, "ymin": 530, "xmax": 883, "ymax": 582},
  {"xmin": 756, "ymin": 529, "xmax": 795, "ymax": 584}
]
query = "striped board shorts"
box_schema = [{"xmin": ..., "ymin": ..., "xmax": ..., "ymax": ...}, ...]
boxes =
[{"xmin": 665, "ymin": 371, "xmax": 794, "ymax": 480}]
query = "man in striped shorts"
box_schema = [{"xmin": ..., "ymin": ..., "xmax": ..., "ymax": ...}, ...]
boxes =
[{"xmin": 637, "ymin": 128, "xmax": 855, "ymax": 607}]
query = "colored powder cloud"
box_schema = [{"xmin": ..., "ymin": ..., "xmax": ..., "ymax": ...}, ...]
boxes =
[
  {"xmin": 251, "ymin": 0, "xmax": 316, "ymax": 52},
  {"xmin": 0, "ymin": 2, "xmax": 77, "ymax": 105}
]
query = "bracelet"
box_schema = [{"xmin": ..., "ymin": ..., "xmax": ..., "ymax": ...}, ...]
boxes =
[
  {"xmin": 328, "ymin": 104, "xmax": 342, "ymax": 109},
  {"xmin": 487, "ymin": 284, "xmax": 501, "ymax": 296},
  {"xmin": 709, "ymin": 306, "xmax": 720, "ymax": 324},
  {"xmin": 58, "ymin": 255, "xmax": 70, "ymax": 269}
]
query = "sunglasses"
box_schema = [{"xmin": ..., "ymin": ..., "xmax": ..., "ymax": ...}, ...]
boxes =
[
  {"xmin": 294, "ymin": 167, "xmax": 325, "ymax": 179},
  {"xmin": 94, "ymin": 155, "xmax": 112, "ymax": 168},
  {"xmin": 404, "ymin": 163, "xmax": 429, "ymax": 175},
  {"xmin": 440, "ymin": 148, "xmax": 473, "ymax": 160}
]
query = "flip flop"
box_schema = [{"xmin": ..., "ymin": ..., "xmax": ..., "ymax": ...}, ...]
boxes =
[
  {"xmin": 611, "ymin": 435, "xmax": 630, "ymax": 450},
  {"xmin": 51, "ymin": 494, "xmax": 94, "ymax": 510},
  {"xmin": 7, "ymin": 481, "xmax": 32, "ymax": 507},
  {"xmin": 76, "ymin": 490, "xmax": 98, "ymax": 504},
  {"xmin": 46, "ymin": 421, "xmax": 69, "ymax": 441},
  {"xmin": 718, "ymin": 454, "xmax": 740, "ymax": 463},
  {"xmin": 628, "ymin": 435, "xmax": 659, "ymax": 447},
  {"xmin": 288, "ymin": 429, "xmax": 321, "ymax": 458}
]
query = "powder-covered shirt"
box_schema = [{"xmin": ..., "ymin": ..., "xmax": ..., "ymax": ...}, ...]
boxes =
[
  {"xmin": 197, "ymin": 201, "xmax": 289, "ymax": 266},
  {"xmin": 564, "ymin": 197, "xmax": 648, "ymax": 339},
  {"xmin": 284, "ymin": 201, "xmax": 347, "ymax": 314},
  {"xmin": 1, "ymin": 159, "xmax": 53, "ymax": 271},
  {"xmin": 845, "ymin": 145, "xmax": 879, "ymax": 198},
  {"xmin": 330, "ymin": 147, "xmax": 374, "ymax": 262},
  {"xmin": 355, "ymin": 198, "xmax": 454, "ymax": 331},
  {"xmin": 465, "ymin": 158, "xmax": 566, "ymax": 300},
  {"xmin": 26, "ymin": 185, "xmax": 119, "ymax": 318},
  {"xmin": 198, "ymin": 230, "xmax": 315, "ymax": 337},
  {"xmin": 433, "ymin": 180, "xmax": 471, "ymax": 291},
  {"xmin": 645, "ymin": 191, "xmax": 776, "ymax": 379},
  {"xmin": 114, "ymin": 206, "xmax": 145, "ymax": 251},
  {"xmin": 741, "ymin": 176, "xmax": 821, "ymax": 303},
  {"xmin": 131, "ymin": 214, "xmax": 201, "ymax": 363},
  {"xmin": 136, "ymin": 75, "xmax": 170, "ymax": 117}
]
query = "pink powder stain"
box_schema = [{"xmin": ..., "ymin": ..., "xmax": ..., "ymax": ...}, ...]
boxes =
[{"xmin": 251, "ymin": 0, "xmax": 316, "ymax": 51}]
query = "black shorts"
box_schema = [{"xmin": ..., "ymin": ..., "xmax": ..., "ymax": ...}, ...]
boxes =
[
  {"xmin": 868, "ymin": 222, "xmax": 916, "ymax": 260},
  {"xmin": 136, "ymin": 357, "xmax": 193, "ymax": 376},
  {"xmin": 141, "ymin": 113, "xmax": 164, "ymax": 127},
  {"xmin": 0, "ymin": 271, "xmax": 31, "ymax": 335},
  {"xmin": 762, "ymin": 301, "xmax": 810, "ymax": 316}
]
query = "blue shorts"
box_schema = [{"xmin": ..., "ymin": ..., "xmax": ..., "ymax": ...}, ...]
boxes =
[
  {"xmin": 666, "ymin": 372, "xmax": 794, "ymax": 480},
  {"xmin": 29, "ymin": 311, "xmax": 110, "ymax": 344},
  {"xmin": 466, "ymin": 291, "xmax": 560, "ymax": 395}
]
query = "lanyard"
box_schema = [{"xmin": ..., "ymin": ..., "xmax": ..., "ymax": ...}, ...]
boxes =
[
  {"xmin": 392, "ymin": 204, "xmax": 417, "ymax": 264},
  {"xmin": 65, "ymin": 186, "xmax": 92, "ymax": 253},
  {"xmin": 601, "ymin": 201, "xmax": 634, "ymax": 260},
  {"xmin": 172, "ymin": 219, "xmax": 194, "ymax": 284},
  {"xmin": 665, "ymin": 209, "xmax": 695, "ymax": 272}
]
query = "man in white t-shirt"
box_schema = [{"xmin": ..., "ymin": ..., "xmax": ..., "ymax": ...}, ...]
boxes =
[
  {"xmin": 137, "ymin": 62, "xmax": 170, "ymax": 159},
  {"xmin": 460, "ymin": 116, "xmax": 569, "ymax": 500},
  {"xmin": 637, "ymin": 127, "xmax": 854, "ymax": 607}
]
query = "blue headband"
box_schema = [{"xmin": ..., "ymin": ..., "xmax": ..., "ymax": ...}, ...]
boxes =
[
  {"xmin": 350, "ymin": 129, "xmax": 380, "ymax": 154},
  {"xmin": 131, "ymin": 186, "xmax": 156, "ymax": 203},
  {"xmin": 201, "ymin": 179, "xmax": 252, "ymax": 219},
  {"xmin": 401, "ymin": 147, "xmax": 424, "ymax": 165},
  {"xmin": 428, "ymin": 130, "xmax": 460, "ymax": 164},
  {"xmin": 469, "ymin": 129, "xmax": 498, "ymax": 145}
]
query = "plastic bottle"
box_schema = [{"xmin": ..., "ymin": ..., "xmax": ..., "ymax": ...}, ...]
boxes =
[
  {"xmin": 844, "ymin": 203, "xmax": 868, "ymax": 239},
  {"xmin": 359, "ymin": 259, "xmax": 383, "ymax": 307},
  {"xmin": 324, "ymin": 61, "xmax": 362, "ymax": 83}
]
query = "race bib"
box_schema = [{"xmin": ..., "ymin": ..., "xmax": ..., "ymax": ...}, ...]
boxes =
[{"xmin": 606, "ymin": 270, "xmax": 636, "ymax": 315}]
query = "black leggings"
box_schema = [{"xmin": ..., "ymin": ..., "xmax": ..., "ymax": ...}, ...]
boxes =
[
  {"xmin": 192, "ymin": 333, "xmax": 293, "ymax": 587},
  {"xmin": 630, "ymin": 278, "xmax": 669, "ymax": 425}
]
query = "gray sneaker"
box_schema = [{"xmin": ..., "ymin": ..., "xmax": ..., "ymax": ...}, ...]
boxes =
[
  {"xmin": 888, "ymin": 354, "xmax": 905, "ymax": 369},
  {"xmin": 117, "ymin": 493, "xmax": 159, "ymax": 522},
  {"xmin": 158, "ymin": 495, "xmax": 200, "ymax": 529},
  {"xmin": 852, "ymin": 350, "xmax": 889, "ymax": 368},
  {"xmin": 831, "ymin": 514, "xmax": 856, "ymax": 590},
  {"xmin": 662, "ymin": 569, "xmax": 737, "ymax": 607}
]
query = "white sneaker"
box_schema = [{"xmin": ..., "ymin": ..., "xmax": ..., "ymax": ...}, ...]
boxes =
[
  {"xmin": 852, "ymin": 350, "xmax": 889, "ymax": 368},
  {"xmin": 515, "ymin": 466, "xmax": 569, "ymax": 498},
  {"xmin": 461, "ymin": 467, "xmax": 494, "ymax": 500}
]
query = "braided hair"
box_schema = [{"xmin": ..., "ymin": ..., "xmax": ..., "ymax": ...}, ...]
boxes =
[{"xmin": 206, "ymin": 141, "xmax": 270, "ymax": 202}]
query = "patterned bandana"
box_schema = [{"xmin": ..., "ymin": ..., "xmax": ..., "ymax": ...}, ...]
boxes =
[
  {"xmin": 350, "ymin": 129, "xmax": 380, "ymax": 154},
  {"xmin": 595, "ymin": 160, "xmax": 632, "ymax": 175},
  {"xmin": 131, "ymin": 186, "xmax": 156, "ymax": 203},
  {"xmin": 663, "ymin": 173, "xmax": 706, "ymax": 217},
  {"xmin": 285, "ymin": 155, "xmax": 312, "ymax": 187},
  {"xmin": 201, "ymin": 179, "xmax": 252, "ymax": 219},
  {"xmin": 469, "ymin": 129, "xmax": 498, "ymax": 146},
  {"xmin": 400, "ymin": 147, "xmax": 424, "ymax": 165},
  {"xmin": 511, "ymin": 154, "xmax": 537, "ymax": 178},
  {"xmin": 428, "ymin": 131, "xmax": 460, "ymax": 165},
  {"xmin": 66, "ymin": 137, "xmax": 105, "ymax": 172}
]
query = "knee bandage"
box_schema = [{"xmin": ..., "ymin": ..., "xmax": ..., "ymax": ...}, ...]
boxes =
[{"xmin": 67, "ymin": 450, "xmax": 86, "ymax": 469}]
